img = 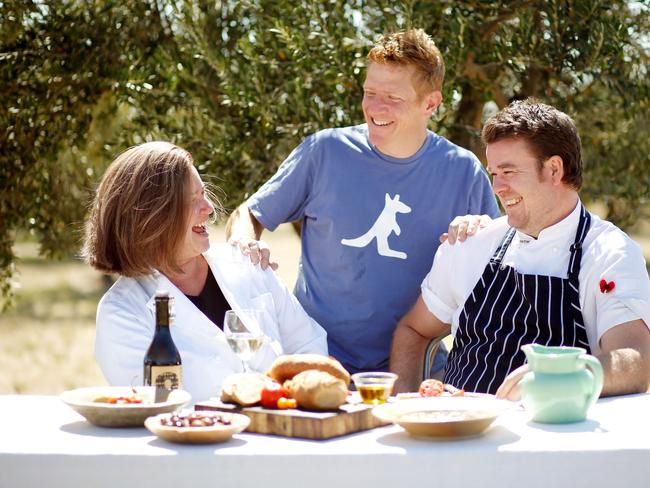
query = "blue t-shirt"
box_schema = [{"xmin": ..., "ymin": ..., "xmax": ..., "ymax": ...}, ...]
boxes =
[{"xmin": 248, "ymin": 124, "xmax": 500, "ymax": 373}]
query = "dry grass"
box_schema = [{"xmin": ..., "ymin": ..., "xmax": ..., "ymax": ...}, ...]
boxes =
[
  {"xmin": 1, "ymin": 211, "xmax": 648, "ymax": 395},
  {"xmin": 0, "ymin": 245, "xmax": 107, "ymax": 393}
]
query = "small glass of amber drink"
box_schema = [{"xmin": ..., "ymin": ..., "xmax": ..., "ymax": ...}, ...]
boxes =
[{"xmin": 351, "ymin": 372, "xmax": 398, "ymax": 405}]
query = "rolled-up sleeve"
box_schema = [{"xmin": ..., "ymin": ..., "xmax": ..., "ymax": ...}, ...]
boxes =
[
  {"xmin": 584, "ymin": 235, "xmax": 650, "ymax": 352},
  {"xmin": 247, "ymin": 136, "xmax": 317, "ymax": 231},
  {"xmin": 420, "ymin": 243, "xmax": 458, "ymax": 325}
]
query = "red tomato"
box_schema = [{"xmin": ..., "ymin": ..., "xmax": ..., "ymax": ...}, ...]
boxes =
[
  {"xmin": 261, "ymin": 382, "xmax": 287, "ymax": 409},
  {"xmin": 418, "ymin": 379, "xmax": 444, "ymax": 397},
  {"xmin": 112, "ymin": 396, "xmax": 143, "ymax": 404}
]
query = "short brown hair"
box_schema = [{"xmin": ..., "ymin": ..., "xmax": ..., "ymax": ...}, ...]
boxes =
[
  {"xmin": 481, "ymin": 99, "xmax": 583, "ymax": 190},
  {"xmin": 83, "ymin": 141, "xmax": 218, "ymax": 276},
  {"xmin": 367, "ymin": 28, "xmax": 445, "ymax": 94}
]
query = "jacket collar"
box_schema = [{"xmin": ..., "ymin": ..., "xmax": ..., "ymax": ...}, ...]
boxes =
[
  {"xmin": 143, "ymin": 271, "xmax": 226, "ymax": 343},
  {"xmin": 203, "ymin": 244, "xmax": 252, "ymax": 313},
  {"xmin": 142, "ymin": 244, "xmax": 260, "ymax": 339},
  {"xmin": 515, "ymin": 198, "xmax": 582, "ymax": 246}
]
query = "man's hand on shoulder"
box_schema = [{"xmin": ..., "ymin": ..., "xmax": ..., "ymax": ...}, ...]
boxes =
[
  {"xmin": 226, "ymin": 204, "xmax": 277, "ymax": 270},
  {"xmin": 440, "ymin": 214, "xmax": 493, "ymax": 245},
  {"xmin": 228, "ymin": 237, "xmax": 279, "ymax": 271}
]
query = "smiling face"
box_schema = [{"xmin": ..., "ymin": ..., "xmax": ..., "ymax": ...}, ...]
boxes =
[
  {"xmin": 487, "ymin": 138, "xmax": 574, "ymax": 238},
  {"xmin": 176, "ymin": 167, "xmax": 214, "ymax": 264},
  {"xmin": 362, "ymin": 62, "xmax": 441, "ymax": 158}
]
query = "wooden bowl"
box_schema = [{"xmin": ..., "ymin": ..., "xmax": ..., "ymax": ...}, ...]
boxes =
[
  {"xmin": 372, "ymin": 395, "xmax": 513, "ymax": 439},
  {"xmin": 60, "ymin": 386, "xmax": 191, "ymax": 428},
  {"xmin": 145, "ymin": 411, "xmax": 250, "ymax": 444}
]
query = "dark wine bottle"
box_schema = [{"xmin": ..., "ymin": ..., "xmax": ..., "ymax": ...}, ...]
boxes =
[{"xmin": 144, "ymin": 290, "xmax": 182, "ymax": 401}]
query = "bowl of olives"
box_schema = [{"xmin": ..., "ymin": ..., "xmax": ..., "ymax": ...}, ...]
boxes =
[{"xmin": 145, "ymin": 410, "xmax": 250, "ymax": 444}]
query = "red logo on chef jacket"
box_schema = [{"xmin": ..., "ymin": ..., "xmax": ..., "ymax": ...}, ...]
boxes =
[{"xmin": 599, "ymin": 279, "xmax": 615, "ymax": 294}]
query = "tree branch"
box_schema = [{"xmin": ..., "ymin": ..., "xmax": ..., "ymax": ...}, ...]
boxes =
[
  {"xmin": 480, "ymin": 0, "xmax": 538, "ymax": 41},
  {"xmin": 461, "ymin": 52, "xmax": 509, "ymax": 108}
]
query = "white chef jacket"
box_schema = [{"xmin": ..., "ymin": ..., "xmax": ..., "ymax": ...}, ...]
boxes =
[
  {"xmin": 95, "ymin": 244, "xmax": 328, "ymax": 402},
  {"xmin": 422, "ymin": 201, "xmax": 650, "ymax": 355}
]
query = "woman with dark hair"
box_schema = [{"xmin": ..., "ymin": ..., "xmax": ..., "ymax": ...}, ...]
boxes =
[{"xmin": 84, "ymin": 141, "xmax": 327, "ymax": 401}]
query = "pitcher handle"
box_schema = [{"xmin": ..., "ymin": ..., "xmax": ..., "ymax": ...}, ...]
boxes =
[{"xmin": 581, "ymin": 354, "xmax": 604, "ymax": 410}]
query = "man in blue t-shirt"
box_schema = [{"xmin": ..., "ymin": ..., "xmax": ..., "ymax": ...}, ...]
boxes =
[{"xmin": 226, "ymin": 29, "xmax": 500, "ymax": 375}]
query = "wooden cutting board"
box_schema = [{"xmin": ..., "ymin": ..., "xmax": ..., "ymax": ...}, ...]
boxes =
[{"xmin": 195, "ymin": 399, "xmax": 389, "ymax": 439}]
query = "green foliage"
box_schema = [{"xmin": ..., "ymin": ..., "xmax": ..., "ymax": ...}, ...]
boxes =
[
  {"xmin": 115, "ymin": 0, "xmax": 379, "ymax": 207},
  {"xmin": 410, "ymin": 0, "xmax": 650, "ymax": 228},
  {"xmin": 1, "ymin": 0, "xmax": 649, "ymax": 308},
  {"xmin": 0, "ymin": 0, "xmax": 168, "ymax": 308}
]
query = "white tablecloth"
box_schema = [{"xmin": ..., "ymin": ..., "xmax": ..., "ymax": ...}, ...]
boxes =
[{"xmin": 1, "ymin": 393, "xmax": 649, "ymax": 488}]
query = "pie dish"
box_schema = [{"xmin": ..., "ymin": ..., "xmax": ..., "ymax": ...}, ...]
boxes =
[{"xmin": 372, "ymin": 395, "xmax": 513, "ymax": 438}]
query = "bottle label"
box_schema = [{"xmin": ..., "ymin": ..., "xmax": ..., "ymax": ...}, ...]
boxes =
[{"xmin": 150, "ymin": 365, "xmax": 182, "ymax": 390}]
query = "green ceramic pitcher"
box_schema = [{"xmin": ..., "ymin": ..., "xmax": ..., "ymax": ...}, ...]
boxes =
[{"xmin": 520, "ymin": 344, "xmax": 604, "ymax": 424}]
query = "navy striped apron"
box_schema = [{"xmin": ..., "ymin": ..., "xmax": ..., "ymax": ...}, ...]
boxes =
[{"xmin": 443, "ymin": 205, "xmax": 592, "ymax": 394}]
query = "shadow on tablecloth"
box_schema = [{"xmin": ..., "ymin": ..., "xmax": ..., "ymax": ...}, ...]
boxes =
[
  {"xmin": 60, "ymin": 421, "xmax": 153, "ymax": 438},
  {"xmin": 374, "ymin": 424, "xmax": 521, "ymax": 449}
]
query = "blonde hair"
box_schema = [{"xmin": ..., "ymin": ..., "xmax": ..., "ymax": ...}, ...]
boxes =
[
  {"xmin": 83, "ymin": 141, "xmax": 219, "ymax": 276},
  {"xmin": 367, "ymin": 28, "xmax": 445, "ymax": 94}
]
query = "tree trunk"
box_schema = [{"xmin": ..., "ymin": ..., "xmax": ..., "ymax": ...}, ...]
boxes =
[{"xmin": 448, "ymin": 81, "xmax": 486, "ymax": 163}]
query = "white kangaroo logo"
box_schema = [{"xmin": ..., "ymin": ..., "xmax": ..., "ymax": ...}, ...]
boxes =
[{"xmin": 341, "ymin": 193, "xmax": 412, "ymax": 259}]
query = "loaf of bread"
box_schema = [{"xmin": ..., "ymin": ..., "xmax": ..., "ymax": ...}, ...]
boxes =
[
  {"xmin": 220, "ymin": 372, "xmax": 267, "ymax": 406},
  {"xmin": 267, "ymin": 354, "xmax": 350, "ymax": 385},
  {"xmin": 284, "ymin": 370, "xmax": 348, "ymax": 411}
]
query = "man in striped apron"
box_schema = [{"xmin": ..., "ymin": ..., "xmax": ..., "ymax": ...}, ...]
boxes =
[{"xmin": 390, "ymin": 100, "xmax": 650, "ymax": 398}]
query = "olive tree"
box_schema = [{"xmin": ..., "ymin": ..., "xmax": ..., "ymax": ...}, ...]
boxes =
[
  {"xmin": 0, "ymin": 0, "xmax": 169, "ymax": 307},
  {"xmin": 119, "ymin": 0, "xmax": 649, "ymax": 220},
  {"xmin": 1, "ymin": 0, "xmax": 648, "ymax": 308}
]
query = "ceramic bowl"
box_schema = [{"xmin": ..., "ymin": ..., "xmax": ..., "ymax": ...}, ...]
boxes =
[
  {"xmin": 60, "ymin": 386, "xmax": 191, "ymax": 428},
  {"xmin": 372, "ymin": 395, "xmax": 513, "ymax": 438},
  {"xmin": 145, "ymin": 411, "xmax": 250, "ymax": 444}
]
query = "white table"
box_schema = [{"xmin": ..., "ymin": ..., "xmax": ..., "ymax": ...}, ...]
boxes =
[{"xmin": 1, "ymin": 393, "xmax": 649, "ymax": 488}]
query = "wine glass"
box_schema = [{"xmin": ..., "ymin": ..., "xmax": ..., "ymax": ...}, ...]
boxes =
[{"xmin": 223, "ymin": 309, "xmax": 265, "ymax": 372}]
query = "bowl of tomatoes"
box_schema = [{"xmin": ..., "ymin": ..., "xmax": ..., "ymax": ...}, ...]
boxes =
[{"xmin": 60, "ymin": 386, "xmax": 191, "ymax": 428}]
